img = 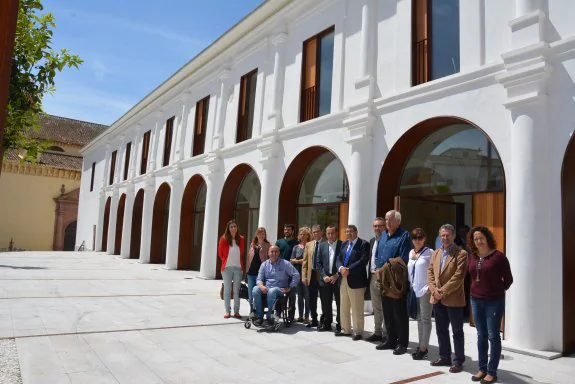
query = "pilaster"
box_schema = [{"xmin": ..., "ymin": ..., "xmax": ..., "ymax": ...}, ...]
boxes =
[
  {"xmin": 267, "ymin": 31, "xmax": 288, "ymax": 131},
  {"xmin": 164, "ymin": 166, "xmax": 184, "ymax": 270},
  {"xmin": 212, "ymin": 67, "xmax": 232, "ymax": 150}
]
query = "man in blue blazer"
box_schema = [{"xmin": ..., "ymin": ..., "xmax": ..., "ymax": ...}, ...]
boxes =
[
  {"xmin": 336, "ymin": 224, "xmax": 369, "ymax": 340},
  {"xmin": 317, "ymin": 225, "xmax": 343, "ymax": 332}
]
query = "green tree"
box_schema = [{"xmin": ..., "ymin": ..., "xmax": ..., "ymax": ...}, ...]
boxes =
[{"xmin": 3, "ymin": 0, "xmax": 82, "ymax": 161}]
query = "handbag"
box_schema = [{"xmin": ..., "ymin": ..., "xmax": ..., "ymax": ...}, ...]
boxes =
[{"xmin": 219, "ymin": 281, "xmax": 249, "ymax": 300}]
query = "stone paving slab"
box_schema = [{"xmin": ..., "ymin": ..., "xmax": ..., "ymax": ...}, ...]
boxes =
[{"xmin": 1, "ymin": 252, "xmax": 573, "ymax": 384}]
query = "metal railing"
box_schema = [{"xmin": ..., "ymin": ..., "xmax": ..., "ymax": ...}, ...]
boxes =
[
  {"xmin": 300, "ymin": 85, "xmax": 317, "ymax": 122},
  {"xmin": 413, "ymin": 38, "xmax": 428, "ymax": 85}
]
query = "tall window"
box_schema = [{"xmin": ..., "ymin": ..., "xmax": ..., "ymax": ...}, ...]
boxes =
[
  {"xmin": 236, "ymin": 69, "xmax": 258, "ymax": 143},
  {"xmin": 90, "ymin": 162, "xmax": 96, "ymax": 192},
  {"xmin": 109, "ymin": 150, "xmax": 117, "ymax": 185},
  {"xmin": 163, "ymin": 117, "xmax": 174, "ymax": 167},
  {"xmin": 193, "ymin": 96, "xmax": 209, "ymax": 157},
  {"xmin": 412, "ymin": 0, "xmax": 460, "ymax": 85},
  {"xmin": 140, "ymin": 130, "xmax": 151, "ymax": 175},
  {"xmin": 300, "ymin": 26, "xmax": 335, "ymax": 122},
  {"xmin": 123, "ymin": 142, "xmax": 131, "ymax": 181}
]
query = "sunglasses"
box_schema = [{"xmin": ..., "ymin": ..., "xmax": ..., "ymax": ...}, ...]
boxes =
[{"xmin": 412, "ymin": 236, "xmax": 425, "ymax": 240}]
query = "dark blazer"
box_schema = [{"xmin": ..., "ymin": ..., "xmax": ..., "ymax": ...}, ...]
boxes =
[
  {"xmin": 336, "ymin": 237, "xmax": 369, "ymax": 289},
  {"xmin": 317, "ymin": 240, "xmax": 342, "ymax": 283}
]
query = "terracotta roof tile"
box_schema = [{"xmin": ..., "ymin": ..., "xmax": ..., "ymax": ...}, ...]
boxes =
[
  {"xmin": 4, "ymin": 149, "xmax": 83, "ymax": 171},
  {"xmin": 29, "ymin": 114, "xmax": 108, "ymax": 146}
]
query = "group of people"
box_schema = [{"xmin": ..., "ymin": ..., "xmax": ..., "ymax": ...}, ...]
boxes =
[{"xmin": 218, "ymin": 210, "xmax": 513, "ymax": 384}]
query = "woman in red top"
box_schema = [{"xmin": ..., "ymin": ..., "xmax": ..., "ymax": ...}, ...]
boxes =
[
  {"xmin": 468, "ymin": 226, "xmax": 513, "ymax": 384},
  {"xmin": 218, "ymin": 219, "xmax": 245, "ymax": 319}
]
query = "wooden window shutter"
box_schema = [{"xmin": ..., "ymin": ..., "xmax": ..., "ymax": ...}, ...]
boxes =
[
  {"xmin": 412, "ymin": 0, "xmax": 429, "ymax": 85},
  {"xmin": 123, "ymin": 142, "xmax": 131, "ymax": 181}
]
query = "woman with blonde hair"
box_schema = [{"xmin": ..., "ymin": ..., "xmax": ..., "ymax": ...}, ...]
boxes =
[
  {"xmin": 247, "ymin": 227, "xmax": 270, "ymax": 313},
  {"xmin": 218, "ymin": 219, "xmax": 245, "ymax": 319},
  {"xmin": 290, "ymin": 226, "xmax": 311, "ymax": 323}
]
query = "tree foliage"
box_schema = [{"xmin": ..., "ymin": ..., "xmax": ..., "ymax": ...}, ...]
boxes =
[{"xmin": 4, "ymin": 0, "xmax": 82, "ymax": 160}]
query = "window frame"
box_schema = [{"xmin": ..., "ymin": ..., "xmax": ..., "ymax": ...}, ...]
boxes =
[
  {"xmin": 236, "ymin": 68, "xmax": 258, "ymax": 143},
  {"xmin": 90, "ymin": 162, "xmax": 96, "ymax": 192},
  {"xmin": 163, "ymin": 116, "xmax": 175, "ymax": 167},
  {"xmin": 192, "ymin": 96, "xmax": 210, "ymax": 157},
  {"xmin": 140, "ymin": 130, "xmax": 151, "ymax": 175},
  {"xmin": 109, "ymin": 150, "xmax": 117, "ymax": 185},
  {"xmin": 123, "ymin": 142, "xmax": 131, "ymax": 181}
]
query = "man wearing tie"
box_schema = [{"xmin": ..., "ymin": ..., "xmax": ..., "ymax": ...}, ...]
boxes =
[
  {"xmin": 317, "ymin": 225, "xmax": 342, "ymax": 332},
  {"xmin": 302, "ymin": 224, "xmax": 324, "ymax": 328},
  {"xmin": 336, "ymin": 224, "xmax": 369, "ymax": 340}
]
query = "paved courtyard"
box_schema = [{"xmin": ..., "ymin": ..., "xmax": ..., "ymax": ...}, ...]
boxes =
[{"xmin": 0, "ymin": 252, "xmax": 573, "ymax": 384}]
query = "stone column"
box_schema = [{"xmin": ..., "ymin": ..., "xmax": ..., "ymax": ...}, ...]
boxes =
[
  {"xmin": 52, "ymin": 204, "xmax": 64, "ymax": 251},
  {"xmin": 106, "ymin": 187, "xmax": 119, "ymax": 254},
  {"xmin": 164, "ymin": 168, "xmax": 184, "ymax": 270},
  {"xmin": 120, "ymin": 183, "xmax": 135, "ymax": 258},
  {"xmin": 115, "ymin": 135, "xmax": 125, "ymax": 184},
  {"xmin": 355, "ymin": 0, "xmax": 375, "ymax": 102},
  {"xmin": 268, "ymin": 32, "xmax": 288, "ymax": 131},
  {"xmin": 175, "ymin": 92, "xmax": 192, "ymax": 162},
  {"xmin": 359, "ymin": 2, "xmax": 370, "ymax": 80},
  {"xmin": 149, "ymin": 112, "xmax": 164, "ymax": 172},
  {"xmin": 344, "ymin": 109, "xmax": 375, "ymax": 237},
  {"xmin": 496, "ymin": 0, "xmax": 559, "ymax": 352},
  {"xmin": 212, "ymin": 68, "xmax": 231, "ymax": 150},
  {"xmin": 102, "ymin": 143, "xmax": 111, "ymax": 187},
  {"xmin": 129, "ymin": 125, "xmax": 142, "ymax": 179},
  {"xmin": 257, "ymin": 133, "xmax": 280, "ymax": 241},
  {"xmin": 139, "ymin": 175, "xmax": 156, "ymax": 264},
  {"xmin": 199, "ymin": 156, "xmax": 223, "ymax": 278}
]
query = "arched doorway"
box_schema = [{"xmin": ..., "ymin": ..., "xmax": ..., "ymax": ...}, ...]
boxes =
[
  {"xmin": 101, "ymin": 197, "xmax": 111, "ymax": 251},
  {"xmin": 278, "ymin": 147, "xmax": 349, "ymax": 240},
  {"xmin": 130, "ymin": 189, "xmax": 145, "ymax": 259},
  {"xmin": 63, "ymin": 221, "xmax": 77, "ymax": 251},
  {"xmin": 114, "ymin": 194, "xmax": 126, "ymax": 255},
  {"xmin": 561, "ymin": 137, "xmax": 575, "ymax": 354},
  {"xmin": 218, "ymin": 164, "xmax": 261, "ymax": 278},
  {"xmin": 178, "ymin": 175, "xmax": 207, "ymax": 270},
  {"xmin": 377, "ymin": 117, "xmax": 505, "ymax": 249},
  {"xmin": 150, "ymin": 183, "xmax": 171, "ymax": 264}
]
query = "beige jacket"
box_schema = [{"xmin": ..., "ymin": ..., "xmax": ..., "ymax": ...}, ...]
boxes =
[{"xmin": 427, "ymin": 245, "xmax": 468, "ymax": 307}]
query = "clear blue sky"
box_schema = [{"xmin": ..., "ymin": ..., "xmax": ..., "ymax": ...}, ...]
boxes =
[{"xmin": 41, "ymin": 0, "xmax": 264, "ymax": 126}]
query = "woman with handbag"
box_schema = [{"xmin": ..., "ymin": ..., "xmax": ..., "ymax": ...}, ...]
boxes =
[
  {"xmin": 468, "ymin": 226, "xmax": 513, "ymax": 384},
  {"xmin": 290, "ymin": 226, "xmax": 311, "ymax": 323},
  {"xmin": 247, "ymin": 227, "xmax": 270, "ymax": 313},
  {"xmin": 407, "ymin": 227, "xmax": 433, "ymax": 360},
  {"xmin": 218, "ymin": 219, "xmax": 245, "ymax": 319}
]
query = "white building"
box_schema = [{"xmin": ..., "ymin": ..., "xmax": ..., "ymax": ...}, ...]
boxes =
[{"xmin": 77, "ymin": 0, "xmax": 575, "ymax": 355}]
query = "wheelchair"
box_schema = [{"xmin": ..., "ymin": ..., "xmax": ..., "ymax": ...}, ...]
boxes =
[{"xmin": 244, "ymin": 290, "xmax": 292, "ymax": 332}]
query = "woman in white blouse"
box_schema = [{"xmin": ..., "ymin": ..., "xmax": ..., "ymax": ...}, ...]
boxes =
[{"xmin": 407, "ymin": 227, "xmax": 433, "ymax": 360}]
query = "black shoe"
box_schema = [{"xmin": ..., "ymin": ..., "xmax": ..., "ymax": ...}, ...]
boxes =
[
  {"xmin": 480, "ymin": 375, "xmax": 497, "ymax": 383},
  {"xmin": 352, "ymin": 334, "xmax": 362, "ymax": 341},
  {"xmin": 254, "ymin": 318, "xmax": 263, "ymax": 326},
  {"xmin": 306, "ymin": 320, "xmax": 319, "ymax": 328},
  {"xmin": 335, "ymin": 331, "xmax": 351, "ymax": 337},
  {"xmin": 431, "ymin": 358, "xmax": 452, "ymax": 367},
  {"xmin": 412, "ymin": 349, "xmax": 428, "ymax": 360},
  {"xmin": 375, "ymin": 342, "xmax": 397, "ymax": 350},
  {"xmin": 471, "ymin": 372, "xmax": 487, "ymax": 382},
  {"xmin": 296, "ymin": 317, "xmax": 304, "ymax": 323},
  {"xmin": 365, "ymin": 333, "xmax": 383, "ymax": 342},
  {"xmin": 317, "ymin": 324, "xmax": 330, "ymax": 332},
  {"xmin": 393, "ymin": 345, "xmax": 407, "ymax": 355},
  {"xmin": 449, "ymin": 364, "xmax": 464, "ymax": 373}
]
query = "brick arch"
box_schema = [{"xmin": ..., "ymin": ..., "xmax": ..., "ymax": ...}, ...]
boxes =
[
  {"xmin": 101, "ymin": 196, "xmax": 111, "ymax": 251},
  {"xmin": 561, "ymin": 135, "xmax": 575, "ymax": 354},
  {"xmin": 130, "ymin": 189, "xmax": 145, "ymax": 259},
  {"xmin": 178, "ymin": 174, "xmax": 206, "ymax": 270},
  {"xmin": 114, "ymin": 194, "xmax": 126, "ymax": 255},
  {"xmin": 277, "ymin": 146, "xmax": 348, "ymax": 239},
  {"xmin": 150, "ymin": 182, "xmax": 171, "ymax": 264}
]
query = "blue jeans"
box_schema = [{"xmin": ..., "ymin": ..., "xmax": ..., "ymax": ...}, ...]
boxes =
[
  {"xmin": 295, "ymin": 280, "xmax": 309, "ymax": 318},
  {"xmin": 471, "ymin": 297, "xmax": 505, "ymax": 376},
  {"xmin": 222, "ymin": 266, "xmax": 242, "ymax": 314},
  {"xmin": 252, "ymin": 286, "xmax": 282, "ymax": 320},
  {"xmin": 247, "ymin": 274, "xmax": 257, "ymax": 307}
]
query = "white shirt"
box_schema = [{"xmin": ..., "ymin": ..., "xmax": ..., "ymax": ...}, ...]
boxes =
[
  {"xmin": 226, "ymin": 240, "xmax": 241, "ymax": 268},
  {"xmin": 328, "ymin": 241, "xmax": 337, "ymax": 272},
  {"xmin": 407, "ymin": 247, "xmax": 433, "ymax": 298},
  {"xmin": 371, "ymin": 238, "xmax": 379, "ymax": 273}
]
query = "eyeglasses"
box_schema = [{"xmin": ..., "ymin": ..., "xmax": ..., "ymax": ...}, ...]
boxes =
[{"xmin": 412, "ymin": 236, "xmax": 425, "ymax": 241}]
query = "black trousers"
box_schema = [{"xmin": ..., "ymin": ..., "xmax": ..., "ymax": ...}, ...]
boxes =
[
  {"xmin": 319, "ymin": 278, "xmax": 340, "ymax": 329},
  {"xmin": 381, "ymin": 295, "xmax": 409, "ymax": 347},
  {"xmin": 434, "ymin": 301, "xmax": 465, "ymax": 365},
  {"xmin": 308, "ymin": 270, "xmax": 321, "ymax": 321}
]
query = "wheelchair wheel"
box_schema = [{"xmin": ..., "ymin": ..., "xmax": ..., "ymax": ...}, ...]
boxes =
[
  {"xmin": 244, "ymin": 321, "xmax": 251, "ymax": 329},
  {"xmin": 274, "ymin": 322, "xmax": 282, "ymax": 332}
]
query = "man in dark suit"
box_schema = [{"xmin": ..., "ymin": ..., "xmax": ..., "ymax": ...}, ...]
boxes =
[
  {"xmin": 336, "ymin": 224, "xmax": 369, "ymax": 340},
  {"xmin": 317, "ymin": 225, "xmax": 342, "ymax": 332}
]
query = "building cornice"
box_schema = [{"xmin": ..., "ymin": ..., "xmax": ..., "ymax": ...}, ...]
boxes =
[{"xmin": 1, "ymin": 161, "xmax": 81, "ymax": 180}]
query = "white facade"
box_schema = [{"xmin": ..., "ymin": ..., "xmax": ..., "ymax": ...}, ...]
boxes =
[{"xmin": 78, "ymin": 0, "xmax": 575, "ymax": 354}]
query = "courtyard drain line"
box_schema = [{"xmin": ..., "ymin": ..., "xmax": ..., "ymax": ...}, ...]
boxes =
[{"xmin": 388, "ymin": 371, "xmax": 445, "ymax": 384}]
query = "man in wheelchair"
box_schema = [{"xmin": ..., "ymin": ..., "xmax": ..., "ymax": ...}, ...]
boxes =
[{"xmin": 252, "ymin": 245, "xmax": 300, "ymax": 327}]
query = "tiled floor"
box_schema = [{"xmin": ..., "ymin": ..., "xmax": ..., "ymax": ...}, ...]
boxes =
[{"xmin": 0, "ymin": 252, "xmax": 573, "ymax": 384}]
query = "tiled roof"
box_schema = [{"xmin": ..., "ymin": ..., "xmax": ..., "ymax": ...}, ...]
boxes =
[
  {"xmin": 5, "ymin": 149, "xmax": 83, "ymax": 171},
  {"xmin": 29, "ymin": 114, "xmax": 108, "ymax": 146}
]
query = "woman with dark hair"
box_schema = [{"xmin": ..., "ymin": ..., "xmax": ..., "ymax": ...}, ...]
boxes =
[
  {"xmin": 407, "ymin": 228, "xmax": 434, "ymax": 360},
  {"xmin": 247, "ymin": 227, "xmax": 270, "ymax": 313},
  {"xmin": 218, "ymin": 219, "xmax": 245, "ymax": 319},
  {"xmin": 468, "ymin": 226, "xmax": 513, "ymax": 384}
]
